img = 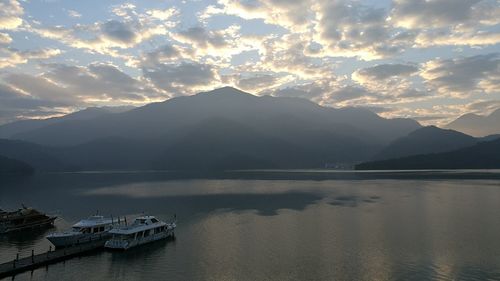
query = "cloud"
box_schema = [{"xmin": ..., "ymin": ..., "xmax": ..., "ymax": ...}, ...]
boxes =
[
  {"xmin": 236, "ymin": 74, "xmax": 278, "ymax": 91},
  {"xmin": 138, "ymin": 44, "xmax": 182, "ymax": 68},
  {"xmin": 3, "ymin": 62, "xmax": 161, "ymax": 109},
  {"xmin": 257, "ymin": 34, "xmax": 336, "ymax": 80},
  {"xmin": 0, "ymin": 83, "xmax": 66, "ymax": 124},
  {"xmin": 230, "ymin": 73, "xmax": 294, "ymax": 93},
  {"xmin": 351, "ymin": 63, "xmax": 427, "ymax": 103},
  {"xmin": 142, "ymin": 62, "xmax": 218, "ymax": 95},
  {"xmin": 314, "ymin": 1, "xmax": 414, "ymax": 59},
  {"xmin": 30, "ymin": 11, "xmax": 170, "ymax": 57},
  {"xmin": 0, "ymin": 48, "xmax": 62, "ymax": 68},
  {"xmin": 421, "ymin": 53, "xmax": 500, "ymax": 95},
  {"xmin": 465, "ymin": 99, "xmax": 500, "ymax": 113},
  {"xmin": 177, "ymin": 26, "xmax": 227, "ymax": 49},
  {"xmin": 328, "ymin": 85, "xmax": 379, "ymax": 103},
  {"xmin": 391, "ymin": 0, "xmax": 500, "ymax": 48},
  {"xmin": 172, "ymin": 25, "xmax": 251, "ymax": 59},
  {"xmin": 101, "ymin": 20, "xmax": 138, "ymax": 44},
  {"xmin": 269, "ymin": 82, "xmax": 327, "ymax": 101},
  {"xmin": 0, "ymin": 0, "xmax": 23, "ymax": 30},
  {"xmin": 353, "ymin": 64, "xmax": 419, "ymax": 81},
  {"xmin": 68, "ymin": 10, "xmax": 82, "ymax": 18},
  {"xmin": 146, "ymin": 8, "xmax": 178, "ymax": 20},
  {"xmin": 0, "ymin": 32, "xmax": 12, "ymax": 44},
  {"xmin": 202, "ymin": 0, "xmax": 313, "ymax": 31},
  {"xmin": 415, "ymin": 29, "xmax": 500, "ymax": 48},
  {"xmin": 391, "ymin": 0, "xmax": 498, "ymax": 29}
]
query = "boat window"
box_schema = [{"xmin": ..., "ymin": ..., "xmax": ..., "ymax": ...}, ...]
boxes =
[
  {"xmin": 137, "ymin": 231, "xmax": 144, "ymax": 238},
  {"xmin": 82, "ymin": 228, "xmax": 90, "ymax": 234},
  {"xmin": 151, "ymin": 218, "xmax": 159, "ymax": 223},
  {"xmin": 93, "ymin": 227, "xmax": 99, "ymax": 233},
  {"xmin": 144, "ymin": 229, "xmax": 151, "ymax": 237},
  {"xmin": 139, "ymin": 219, "xmax": 146, "ymax": 224},
  {"xmin": 72, "ymin": 227, "xmax": 81, "ymax": 232},
  {"xmin": 99, "ymin": 226, "xmax": 105, "ymax": 232}
]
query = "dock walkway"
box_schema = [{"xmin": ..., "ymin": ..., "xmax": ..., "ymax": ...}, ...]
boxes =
[{"xmin": 0, "ymin": 239, "xmax": 106, "ymax": 279}]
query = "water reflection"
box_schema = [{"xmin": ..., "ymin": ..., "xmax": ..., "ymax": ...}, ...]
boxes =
[{"xmin": 1, "ymin": 172, "xmax": 500, "ymax": 280}]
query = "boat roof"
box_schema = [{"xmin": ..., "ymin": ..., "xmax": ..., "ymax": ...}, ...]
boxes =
[
  {"xmin": 0, "ymin": 207, "xmax": 49, "ymax": 220},
  {"xmin": 73, "ymin": 215, "xmax": 114, "ymax": 228},
  {"xmin": 109, "ymin": 216, "xmax": 168, "ymax": 235}
]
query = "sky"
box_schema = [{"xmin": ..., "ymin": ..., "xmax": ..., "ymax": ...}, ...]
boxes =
[{"xmin": 0, "ymin": 0, "xmax": 499, "ymax": 126}]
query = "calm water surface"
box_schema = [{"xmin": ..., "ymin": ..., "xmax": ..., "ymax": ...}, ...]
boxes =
[{"xmin": 1, "ymin": 171, "xmax": 500, "ymax": 281}]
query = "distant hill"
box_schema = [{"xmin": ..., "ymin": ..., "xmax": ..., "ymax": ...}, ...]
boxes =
[
  {"xmin": 356, "ymin": 138, "xmax": 500, "ymax": 170},
  {"xmin": 373, "ymin": 126, "xmax": 478, "ymax": 161},
  {"xmin": 0, "ymin": 87, "xmax": 422, "ymax": 171},
  {"xmin": 0, "ymin": 106, "xmax": 133, "ymax": 139},
  {"xmin": 446, "ymin": 109, "xmax": 500, "ymax": 137},
  {"xmin": 0, "ymin": 155, "xmax": 34, "ymax": 174},
  {"xmin": 0, "ymin": 139, "xmax": 68, "ymax": 171},
  {"xmin": 11, "ymin": 87, "xmax": 420, "ymax": 148},
  {"xmin": 479, "ymin": 134, "xmax": 500, "ymax": 142}
]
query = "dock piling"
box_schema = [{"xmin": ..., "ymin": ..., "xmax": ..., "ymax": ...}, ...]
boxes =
[{"xmin": 0, "ymin": 239, "xmax": 107, "ymax": 279}]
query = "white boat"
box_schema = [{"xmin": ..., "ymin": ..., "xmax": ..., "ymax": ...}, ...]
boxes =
[
  {"xmin": 46, "ymin": 215, "xmax": 117, "ymax": 248},
  {"xmin": 105, "ymin": 215, "xmax": 176, "ymax": 250}
]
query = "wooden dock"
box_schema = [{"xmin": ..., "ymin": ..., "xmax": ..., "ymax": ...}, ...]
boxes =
[{"xmin": 0, "ymin": 239, "xmax": 106, "ymax": 279}]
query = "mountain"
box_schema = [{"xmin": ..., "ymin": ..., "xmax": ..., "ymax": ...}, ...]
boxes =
[
  {"xmin": 0, "ymin": 87, "xmax": 422, "ymax": 171},
  {"xmin": 355, "ymin": 138, "xmax": 500, "ymax": 170},
  {"xmin": 10, "ymin": 87, "xmax": 420, "ymax": 147},
  {"xmin": 0, "ymin": 155, "xmax": 34, "ymax": 174},
  {"xmin": 446, "ymin": 109, "xmax": 500, "ymax": 137},
  {"xmin": 0, "ymin": 106, "xmax": 134, "ymax": 139},
  {"xmin": 479, "ymin": 134, "xmax": 500, "ymax": 142},
  {"xmin": 0, "ymin": 139, "xmax": 68, "ymax": 171},
  {"xmin": 373, "ymin": 126, "xmax": 478, "ymax": 161}
]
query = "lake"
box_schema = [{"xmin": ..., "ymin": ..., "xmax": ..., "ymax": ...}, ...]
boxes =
[{"xmin": 1, "ymin": 170, "xmax": 500, "ymax": 281}]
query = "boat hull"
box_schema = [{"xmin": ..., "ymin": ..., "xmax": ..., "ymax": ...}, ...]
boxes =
[
  {"xmin": 47, "ymin": 232, "xmax": 111, "ymax": 248},
  {"xmin": 105, "ymin": 229, "xmax": 175, "ymax": 250},
  {"xmin": 0, "ymin": 216, "xmax": 56, "ymax": 234}
]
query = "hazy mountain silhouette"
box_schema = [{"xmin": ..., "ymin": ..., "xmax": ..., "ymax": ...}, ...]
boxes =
[
  {"xmin": 0, "ymin": 87, "xmax": 422, "ymax": 170},
  {"xmin": 10, "ymin": 87, "xmax": 420, "ymax": 147},
  {"xmin": 0, "ymin": 106, "xmax": 133, "ymax": 139},
  {"xmin": 356, "ymin": 138, "xmax": 500, "ymax": 170},
  {"xmin": 446, "ymin": 109, "xmax": 500, "ymax": 137},
  {"xmin": 0, "ymin": 139, "xmax": 68, "ymax": 171},
  {"xmin": 0, "ymin": 154, "xmax": 34, "ymax": 174},
  {"xmin": 373, "ymin": 126, "xmax": 478, "ymax": 161}
]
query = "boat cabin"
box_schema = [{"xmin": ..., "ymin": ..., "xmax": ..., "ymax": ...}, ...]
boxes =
[
  {"xmin": 109, "ymin": 216, "xmax": 167, "ymax": 241},
  {"xmin": 72, "ymin": 215, "xmax": 113, "ymax": 234}
]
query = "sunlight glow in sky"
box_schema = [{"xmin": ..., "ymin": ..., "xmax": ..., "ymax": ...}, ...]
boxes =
[{"xmin": 0, "ymin": 0, "xmax": 499, "ymax": 125}]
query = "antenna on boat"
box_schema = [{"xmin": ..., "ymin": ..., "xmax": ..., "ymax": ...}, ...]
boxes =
[{"xmin": 111, "ymin": 214, "xmax": 114, "ymax": 224}]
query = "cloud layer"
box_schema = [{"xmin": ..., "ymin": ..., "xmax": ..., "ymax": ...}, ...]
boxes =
[{"xmin": 0, "ymin": 0, "xmax": 498, "ymax": 125}]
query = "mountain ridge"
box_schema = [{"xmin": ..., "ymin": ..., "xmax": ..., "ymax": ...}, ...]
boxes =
[
  {"xmin": 356, "ymin": 137, "xmax": 500, "ymax": 170},
  {"xmin": 373, "ymin": 125, "xmax": 478, "ymax": 161},
  {"xmin": 446, "ymin": 108, "xmax": 500, "ymax": 137},
  {"xmin": 0, "ymin": 87, "xmax": 422, "ymax": 171}
]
